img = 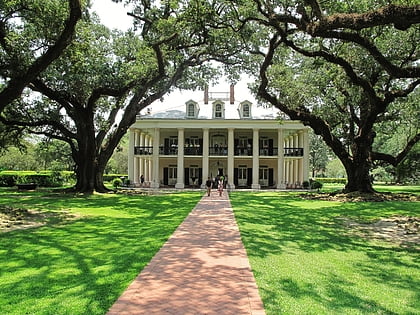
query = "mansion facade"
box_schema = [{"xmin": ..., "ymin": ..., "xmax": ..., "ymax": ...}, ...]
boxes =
[{"xmin": 128, "ymin": 86, "xmax": 309, "ymax": 189}]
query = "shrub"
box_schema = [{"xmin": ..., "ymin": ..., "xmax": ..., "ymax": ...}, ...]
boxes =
[
  {"xmin": 112, "ymin": 178, "xmax": 123, "ymax": 189},
  {"xmin": 0, "ymin": 171, "xmax": 64, "ymax": 187},
  {"xmin": 311, "ymin": 180, "xmax": 323, "ymax": 191}
]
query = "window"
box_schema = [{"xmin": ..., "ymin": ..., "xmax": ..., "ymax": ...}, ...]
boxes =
[
  {"xmin": 215, "ymin": 104, "xmax": 222, "ymax": 117},
  {"xmin": 168, "ymin": 165, "xmax": 177, "ymax": 185},
  {"xmin": 185, "ymin": 101, "xmax": 198, "ymax": 118},
  {"xmin": 243, "ymin": 104, "xmax": 250, "ymax": 117},
  {"xmin": 239, "ymin": 101, "xmax": 252, "ymax": 119},
  {"xmin": 259, "ymin": 166, "xmax": 269, "ymax": 187},
  {"xmin": 188, "ymin": 104, "xmax": 195, "ymax": 117},
  {"xmin": 213, "ymin": 101, "xmax": 224, "ymax": 119}
]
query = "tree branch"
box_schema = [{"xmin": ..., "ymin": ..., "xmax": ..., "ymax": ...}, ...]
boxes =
[
  {"xmin": 0, "ymin": 0, "xmax": 81, "ymax": 112},
  {"xmin": 307, "ymin": 4, "xmax": 420, "ymax": 34},
  {"xmin": 372, "ymin": 132, "xmax": 420, "ymax": 166}
]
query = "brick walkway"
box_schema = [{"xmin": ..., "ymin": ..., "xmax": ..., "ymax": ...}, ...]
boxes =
[{"xmin": 107, "ymin": 190, "xmax": 265, "ymax": 315}]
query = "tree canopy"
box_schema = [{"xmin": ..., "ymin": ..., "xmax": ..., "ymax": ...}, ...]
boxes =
[
  {"xmin": 1, "ymin": 0, "xmax": 252, "ymax": 192},
  {"xmin": 0, "ymin": 0, "xmax": 418, "ymax": 193},
  {"xmin": 0, "ymin": 0, "xmax": 82, "ymax": 112},
  {"xmin": 237, "ymin": 0, "xmax": 419, "ymax": 192}
]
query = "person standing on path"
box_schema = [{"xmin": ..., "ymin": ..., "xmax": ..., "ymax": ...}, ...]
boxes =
[
  {"xmin": 205, "ymin": 177, "xmax": 212, "ymax": 196},
  {"xmin": 218, "ymin": 176, "xmax": 224, "ymax": 196}
]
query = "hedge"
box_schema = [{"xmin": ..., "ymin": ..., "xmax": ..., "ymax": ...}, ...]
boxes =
[
  {"xmin": 0, "ymin": 171, "xmax": 67, "ymax": 187},
  {"xmin": 0, "ymin": 171, "xmax": 127, "ymax": 187}
]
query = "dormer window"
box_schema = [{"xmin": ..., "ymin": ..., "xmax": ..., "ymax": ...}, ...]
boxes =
[
  {"xmin": 213, "ymin": 101, "xmax": 225, "ymax": 119},
  {"xmin": 239, "ymin": 101, "xmax": 252, "ymax": 119},
  {"xmin": 243, "ymin": 104, "xmax": 250, "ymax": 117},
  {"xmin": 185, "ymin": 101, "xmax": 199, "ymax": 118}
]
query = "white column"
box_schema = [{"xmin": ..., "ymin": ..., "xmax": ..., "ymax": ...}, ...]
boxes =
[
  {"xmin": 202, "ymin": 128, "xmax": 210, "ymax": 187},
  {"xmin": 133, "ymin": 131, "xmax": 140, "ymax": 184},
  {"xmin": 294, "ymin": 159, "xmax": 299, "ymax": 185},
  {"xmin": 227, "ymin": 128, "xmax": 235, "ymax": 189},
  {"xmin": 128, "ymin": 129, "xmax": 135, "ymax": 183},
  {"xmin": 139, "ymin": 132, "xmax": 145, "ymax": 181},
  {"xmin": 252, "ymin": 128, "xmax": 260, "ymax": 189},
  {"xmin": 277, "ymin": 129, "xmax": 285, "ymax": 189},
  {"xmin": 303, "ymin": 128, "xmax": 309, "ymax": 183},
  {"xmin": 175, "ymin": 128, "xmax": 185, "ymax": 188},
  {"xmin": 151, "ymin": 128, "xmax": 160, "ymax": 188}
]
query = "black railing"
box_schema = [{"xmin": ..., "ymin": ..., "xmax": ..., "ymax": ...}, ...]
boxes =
[
  {"xmin": 234, "ymin": 146, "xmax": 253, "ymax": 156},
  {"xmin": 134, "ymin": 146, "xmax": 153, "ymax": 155},
  {"xmin": 159, "ymin": 146, "xmax": 178, "ymax": 155},
  {"xmin": 135, "ymin": 146, "xmax": 303, "ymax": 157},
  {"xmin": 184, "ymin": 146, "xmax": 203, "ymax": 155},
  {"xmin": 284, "ymin": 147, "xmax": 304, "ymax": 156},
  {"xmin": 209, "ymin": 146, "xmax": 228, "ymax": 156},
  {"xmin": 259, "ymin": 147, "xmax": 278, "ymax": 156}
]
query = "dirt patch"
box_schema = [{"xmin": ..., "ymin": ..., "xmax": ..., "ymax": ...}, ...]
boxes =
[
  {"xmin": 303, "ymin": 191, "xmax": 419, "ymax": 202},
  {"xmin": 0, "ymin": 205, "xmax": 78, "ymax": 233},
  {"xmin": 338, "ymin": 216, "xmax": 419, "ymax": 249}
]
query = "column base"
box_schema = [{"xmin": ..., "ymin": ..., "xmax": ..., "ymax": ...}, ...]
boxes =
[
  {"xmin": 251, "ymin": 184, "xmax": 261, "ymax": 190},
  {"xmin": 175, "ymin": 183, "xmax": 185, "ymax": 189},
  {"xmin": 150, "ymin": 181, "xmax": 160, "ymax": 189},
  {"xmin": 277, "ymin": 183, "xmax": 286, "ymax": 189}
]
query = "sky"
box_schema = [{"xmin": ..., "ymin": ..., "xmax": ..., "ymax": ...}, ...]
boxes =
[{"xmin": 90, "ymin": 0, "xmax": 270, "ymax": 116}]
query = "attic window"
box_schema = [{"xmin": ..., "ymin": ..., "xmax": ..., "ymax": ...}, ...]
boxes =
[
  {"xmin": 239, "ymin": 101, "xmax": 252, "ymax": 119},
  {"xmin": 213, "ymin": 102, "xmax": 224, "ymax": 119},
  {"xmin": 186, "ymin": 101, "xmax": 198, "ymax": 118},
  {"xmin": 188, "ymin": 104, "xmax": 195, "ymax": 117},
  {"xmin": 243, "ymin": 104, "xmax": 250, "ymax": 118}
]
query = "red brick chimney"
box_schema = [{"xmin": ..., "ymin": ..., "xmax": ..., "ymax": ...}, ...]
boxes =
[
  {"xmin": 230, "ymin": 84, "xmax": 235, "ymax": 104},
  {"xmin": 204, "ymin": 86, "xmax": 209, "ymax": 104}
]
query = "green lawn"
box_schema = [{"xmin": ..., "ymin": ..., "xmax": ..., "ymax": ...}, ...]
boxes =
[
  {"xmin": 230, "ymin": 190, "xmax": 419, "ymax": 315},
  {"xmin": 1, "ymin": 186, "xmax": 419, "ymax": 315},
  {"xmin": 0, "ymin": 188, "xmax": 202, "ymax": 315}
]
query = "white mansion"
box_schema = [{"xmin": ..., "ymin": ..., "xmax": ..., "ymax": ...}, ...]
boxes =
[{"xmin": 128, "ymin": 85, "xmax": 309, "ymax": 189}]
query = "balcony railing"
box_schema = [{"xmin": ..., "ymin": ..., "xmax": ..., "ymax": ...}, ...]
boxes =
[
  {"xmin": 284, "ymin": 147, "xmax": 304, "ymax": 156},
  {"xmin": 159, "ymin": 146, "xmax": 178, "ymax": 155},
  {"xmin": 234, "ymin": 146, "xmax": 253, "ymax": 156},
  {"xmin": 134, "ymin": 146, "xmax": 303, "ymax": 157},
  {"xmin": 184, "ymin": 146, "xmax": 203, "ymax": 156},
  {"xmin": 209, "ymin": 146, "xmax": 228, "ymax": 156},
  {"xmin": 134, "ymin": 146, "xmax": 153, "ymax": 155}
]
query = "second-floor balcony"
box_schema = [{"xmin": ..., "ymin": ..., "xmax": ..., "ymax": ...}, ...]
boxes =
[{"xmin": 134, "ymin": 146, "xmax": 303, "ymax": 157}]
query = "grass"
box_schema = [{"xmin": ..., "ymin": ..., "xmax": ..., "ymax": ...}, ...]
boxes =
[
  {"xmin": 230, "ymin": 191, "xmax": 419, "ymax": 315},
  {"xmin": 0, "ymin": 188, "xmax": 202, "ymax": 315}
]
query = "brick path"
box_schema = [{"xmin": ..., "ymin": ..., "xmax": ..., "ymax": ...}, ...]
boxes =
[{"xmin": 107, "ymin": 190, "xmax": 265, "ymax": 315}]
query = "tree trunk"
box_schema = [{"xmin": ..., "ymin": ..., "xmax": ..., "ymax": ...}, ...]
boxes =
[
  {"xmin": 343, "ymin": 161, "xmax": 375, "ymax": 193},
  {"xmin": 341, "ymin": 135, "xmax": 375, "ymax": 193},
  {"xmin": 73, "ymin": 156, "xmax": 110, "ymax": 193}
]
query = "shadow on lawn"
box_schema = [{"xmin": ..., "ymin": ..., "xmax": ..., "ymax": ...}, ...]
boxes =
[
  {"xmin": 230, "ymin": 192, "xmax": 419, "ymax": 314},
  {"xmin": 0, "ymin": 192, "xmax": 199, "ymax": 315},
  {"xmin": 231, "ymin": 193, "xmax": 418, "ymax": 255}
]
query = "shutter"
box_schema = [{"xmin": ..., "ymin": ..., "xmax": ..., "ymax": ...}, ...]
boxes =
[
  {"xmin": 164, "ymin": 138, "xmax": 169, "ymax": 155},
  {"xmin": 199, "ymin": 139, "xmax": 203, "ymax": 155},
  {"xmin": 234, "ymin": 168, "xmax": 239, "ymax": 186},
  {"xmin": 247, "ymin": 168, "xmax": 252, "ymax": 186},
  {"xmin": 184, "ymin": 168, "xmax": 189, "ymax": 186},
  {"xmin": 269, "ymin": 139, "xmax": 274, "ymax": 156},
  {"xmin": 163, "ymin": 168, "xmax": 169, "ymax": 185}
]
